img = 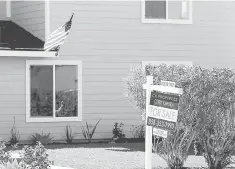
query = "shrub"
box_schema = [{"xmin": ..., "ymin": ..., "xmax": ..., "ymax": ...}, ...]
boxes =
[
  {"xmin": 8, "ymin": 117, "xmax": 20, "ymax": 146},
  {"xmin": 0, "ymin": 159, "xmax": 27, "ymax": 169},
  {"xmin": 64, "ymin": 125, "xmax": 74, "ymax": 144},
  {"xmin": 81, "ymin": 119, "xmax": 101, "ymax": 143},
  {"xmin": 30, "ymin": 131, "xmax": 53, "ymax": 145},
  {"xmin": 112, "ymin": 122, "xmax": 125, "ymax": 139},
  {"xmin": 21, "ymin": 141, "xmax": 51, "ymax": 169},
  {"xmin": 200, "ymin": 106, "xmax": 235, "ymax": 169},
  {"xmin": 130, "ymin": 124, "xmax": 145, "ymax": 139},
  {"xmin": 0, "ymin": 139, "xmax": 10, "ymax": 165},
  {"xmin": 124, "ymin": 64, "xmax": 235, "ymax": 169},
  {"xmin": 153, "ymin": 122, "xmax": 197, "ymax": 169}
]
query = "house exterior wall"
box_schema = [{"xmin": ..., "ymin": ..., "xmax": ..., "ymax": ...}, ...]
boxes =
[
  {"xmin": 11, "ymin": 1, "xmax": 45, "ymax": 41},
  {"xmin": 0, "ymin": 1, "xmax": 7, "ymax": 20},
  {"xmin": 0, "ymin": 1, "xmax": 235, "ymax": 142}
]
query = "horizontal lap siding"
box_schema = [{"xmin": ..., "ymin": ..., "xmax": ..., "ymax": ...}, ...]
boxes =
[
  {"xmin": 46, "ymin": 1, "xmax": 235, "ymax": 140},
  {"xmin": 1, "ymin": 1, "xmax": 235, "ymax": 142},
  {"xmin": 11, "ymin": 1, "xmax": 45, "ymax": 41}
]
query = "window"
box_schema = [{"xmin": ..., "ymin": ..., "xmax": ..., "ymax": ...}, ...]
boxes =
[
  {"xmin": 26, "ymin": 60, "xmax": 82, "ymax": 122},
  {"xmin": 142, "ymin": 0, "xmax": 192, "ymax": 24}
]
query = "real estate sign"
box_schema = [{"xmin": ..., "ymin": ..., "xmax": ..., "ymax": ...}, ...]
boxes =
[
  {"xmin": 143, "ymin": 77, "xmax": 183, "ymax": 169},
  {"xmin": 147, "ymin": 90, "xmax": 179, "ymax": 131}
]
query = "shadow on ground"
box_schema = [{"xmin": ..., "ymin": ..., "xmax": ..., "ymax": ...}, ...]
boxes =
[{"xmin": 6, "ymin": 142, "xmax": 195, "ymax": 155}]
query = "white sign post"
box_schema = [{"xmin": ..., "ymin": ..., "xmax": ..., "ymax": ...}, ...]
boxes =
[
  {"xmin": 143, "ymin": 76, "xmax": 183, "ymax": 169},
  {"xmin": 144, "ymin": 76, "xmax": 153, "ymax": 169}
]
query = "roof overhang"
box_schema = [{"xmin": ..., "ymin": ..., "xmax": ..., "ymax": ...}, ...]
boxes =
[{"xmin": 0, "ymin": 50, "xmax": 58, "ymax": 57}]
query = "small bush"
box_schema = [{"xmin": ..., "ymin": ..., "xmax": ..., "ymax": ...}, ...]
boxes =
[
  {"xmin": 8, "ymin": 117, "xmax": 20, "ymax": 146},
  {"xmin": 0, "ymin": 139, "xmax": 10, "ymax": 165},
  {"xmin": 130, "ymin": 124, "xmax": 145, "ymax": 139},
  {"xmin": 64, "ymin": 125, "xmax": 74, "ymax": 144},
  {"xmin": 21, "ymin": 141, "xmax": 52, "ymax": 169},
  {"xmin": 30, "ymin": 131, "xmax": 53, "ymax": 145},
  {"xmin": 0, "ymin": 159, "xmax": 27, "ymax": 169},
  {"xmin": 112, "ymin": 122, "xmax": 125, "ymax": 139},
  {"xmin": 81, "ymin": 119, "xmax": 101, "ymax": 143}
]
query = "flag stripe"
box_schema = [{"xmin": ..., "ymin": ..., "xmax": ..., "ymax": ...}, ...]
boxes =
[
  {"xmin": 46, "ymin": 23, "xmax": 66, "ymax": 40},
  {"xmin": 44, "ymin": 35, "xmax": 68, "ymax": 51},
  {"xmin": 44, "ymin": 31, "xmax": 69, "ymax": 48},
  {"xmin": 44, "ymin": 14, "xmax": 73, "ymax": 51}
]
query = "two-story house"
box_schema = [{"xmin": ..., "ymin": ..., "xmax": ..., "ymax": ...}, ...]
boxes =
[{"xmin": 0, "ymin": 0, "xmax": 234, "ymax": 143}]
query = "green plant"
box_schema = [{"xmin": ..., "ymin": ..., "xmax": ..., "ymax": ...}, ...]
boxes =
[
  {"xmin": 64, "ymin": 125, "xmax": 74, "ymax": 144},
  {"xmin": 153, "ymin": 122, "xmax": 197, "ymax": 169},
  {"xmin": 0, "ymin": 159, "xmax": 27, "ymax": 169},
  {"xmin": 8, "ymin": 117, "xmax": 20, "ymax": 146},
  {"xmin": 81, "ymin": 119, "xmax": 101, "ymax": 143},
  {"xmin": 130, "ymin": 124, "xmax": 145, "ymax": 139},
  {"xmin": 112, "ymin": 122, "xmax": 125, "ymax": 139},
  {"xmin": 200, "ymin": 105, "xmax": 235, "ymax": 169},
  {"xmin": 21, "ymin": 141, "xmax": 52, "ymax": 169},
  {"xmin": 0, "ymin": 139, "xmax": 10, "ymax": 165},
  {"xmin": 193, "ymin": 139, "xmax": 202, "ymax": 156},
  {"xmin": 30, "ymin": 131, "xmax": 53, "ymax": 145},
  {"xmin": 124, "ymin": 64, "xmax": 235, "ymax": 169},
  {"xmin": 123, "ymin": 64, "xmax": 200, "ymax": 168}
]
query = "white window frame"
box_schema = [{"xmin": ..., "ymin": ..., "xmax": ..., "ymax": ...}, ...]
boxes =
[
  {"xmin": 26, "ymin": 60, "xmax": 82, "ymax": 123},
  {"xmin": 141, "ymin": 0, "xmax": 193, "ymax": 24}
]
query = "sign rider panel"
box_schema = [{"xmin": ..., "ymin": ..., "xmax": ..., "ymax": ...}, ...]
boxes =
[
  {"xmin": 147, "ymin": 116, "xmax": 176, "ymax": 131},
  {"xmin": 153, "ymin": 128, "xmax": 168, "ymax": 138}
]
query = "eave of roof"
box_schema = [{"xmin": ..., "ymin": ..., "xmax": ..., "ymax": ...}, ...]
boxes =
[
  {"xmin": 0, "ymin": 49, "xmax": 57, "ymax": 57},
  {"xmin": 0, "ymin": 21, "xmax": 58, "ymax": 57}
]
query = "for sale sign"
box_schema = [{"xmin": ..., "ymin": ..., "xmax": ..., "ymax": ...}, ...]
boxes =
[
  {"xmin": 147, "ymin": 88, "xmax": 181, "ymax": 131},
  {"xmin": 148, "ymin": 105, "xmax": 178, "ymax": 122}
]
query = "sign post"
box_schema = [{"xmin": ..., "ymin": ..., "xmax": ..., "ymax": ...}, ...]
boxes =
[
  {"xmin": 144, "ymin": 76, "xmax": 153, "ymax": 169},
  {"xmin": 143, "ymin": 76, "xmax": 183, "ymax": 169}
]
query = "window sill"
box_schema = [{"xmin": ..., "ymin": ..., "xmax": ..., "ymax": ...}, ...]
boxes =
[
  {"xmin": 26, "ymin": 117, "xmax": 82, "ymax": 123},
  {"xmin": 142, "ymin": 18, "xmax": 192, "ymax": 25}
]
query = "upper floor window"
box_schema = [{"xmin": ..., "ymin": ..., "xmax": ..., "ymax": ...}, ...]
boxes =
[
  {"xmin": 142, "ymin": 0, "xmax": 192, "ymax": 24},
  {"xmin": 26, "ymin": 60, "xmax": 82, "ymax": 123}
]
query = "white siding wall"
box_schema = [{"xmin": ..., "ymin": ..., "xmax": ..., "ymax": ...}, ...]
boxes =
[
  {"xmin": 0, "ymin": 1, "xmax": 235, "ymax": 141},
  {"xmin": 11, "ymin": 1, "xmax": 45, "ymax": 41}
]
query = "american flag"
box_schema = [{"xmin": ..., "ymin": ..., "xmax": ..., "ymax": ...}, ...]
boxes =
[{"xmin": 44, "ymin": 13, "xmax": 74, "ymax": 52}]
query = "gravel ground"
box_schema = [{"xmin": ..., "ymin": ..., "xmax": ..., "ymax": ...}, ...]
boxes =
[
  {"xmin": 11, "ymin": 144, "xmax": 235, "ymax": 169},
  {"xmin": 47, "ymin": 148, "xmax": 209, "ymax": 169}
]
